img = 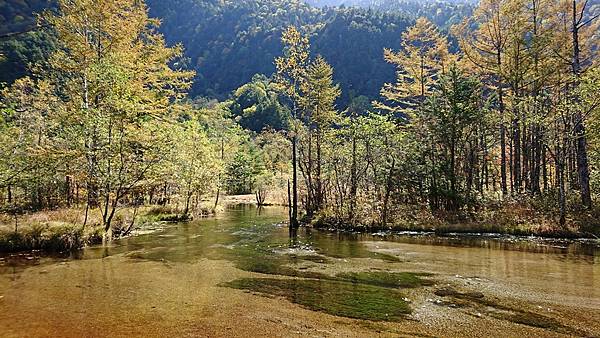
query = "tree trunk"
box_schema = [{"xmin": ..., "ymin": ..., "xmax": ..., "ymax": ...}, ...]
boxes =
[
  {"xmin": 349, "ymin": 134, "xmax": 358, "ymax": 222},
  {"xmin": 571, "ymin": 0, "xmax": 592, "ymax": 209},
  {"xmin": 287, "ymin": 179, "xmax": 292, "ymax": 229},
  {"xmin": 513, "ymin": 116, "xmax": 521, "ymax": 194},
  {"xmin": 292, "ymin": 135, "xmax": 299, "ymax": 229}
]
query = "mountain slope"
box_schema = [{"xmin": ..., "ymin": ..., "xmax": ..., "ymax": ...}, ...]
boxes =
[
  {"xmin": 1, "ymin": 0, "xmax": 471, "ymax": 103},
  {"xmin": 147, "ymin": 0, "xmax": 415, "ymax": 102}
]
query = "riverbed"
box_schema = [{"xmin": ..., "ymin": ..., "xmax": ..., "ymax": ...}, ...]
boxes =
[{"xmin": 0, "ymin": 205, "xmax": 598, "ymax": 337}]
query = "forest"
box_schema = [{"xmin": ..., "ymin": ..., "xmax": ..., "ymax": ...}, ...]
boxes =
[
  {"xmin": 0, "ymin": 0, "xmax": 599, "ymax": 248},
  {"xmin": 1, "ymin": 0, "xmax": 478, "ymax": 103}
]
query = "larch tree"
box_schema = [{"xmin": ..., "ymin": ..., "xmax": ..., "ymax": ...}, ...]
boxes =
[
  {"xmin": 42, "ymin": 0, "xmax": 194, "ymax": 234},
  {"xmin": 550, "ymin": 0, "xmax": 599, "ymax": 208},
  {"xmin": 453, "ymin": 0, "xmax": 513, "ymax": 196},
  {"xmin": 376, "ymin": 17, "xmax": 453, "ymax": 117},
  {"xmin": 298, "ymin": 56, "xmax": 341, "ymax": 216},
  {"xmin": 274, "ymin": 26, "xmax": 310, "ymax": 229}
]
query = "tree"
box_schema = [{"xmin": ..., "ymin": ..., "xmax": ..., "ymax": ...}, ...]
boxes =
[
  {"xmin": 41, "ymin": 0, "xmax": 193, "ymax": 234},
  {"xmin": 171, "ymin": 116, "xmax": 222, "ymax": 216},
  {"xmin": 376, "ymin": 17, "xmax": 453, "ymax": 117},
  {"xmin": 274, "ymin": 26, "xmax": 310, "ymax": 229},
  {"xmin": 420, "ymin": 66, "xmax": 486, "ymax": 210},
  {"xmin": 454, "ymin": 0, "xmax": 515, "ymax": 196},
  {"xmin": 228, "ymin": 74, "xmax": 289, "ymax": 132},
  {"xmin": 298, "ymin": 56, "xmax": 341, "ymax": 215},
  {"xmin": 553, "ymin": 0, "xmax": 599, "ymax": 208},
  {"xmin": 0, "ymin": 77, "xmax": 62, "ymax": 210},
  {"xmin": 225, "ymin": 143, "xmax": 264, "ymax": 195}
]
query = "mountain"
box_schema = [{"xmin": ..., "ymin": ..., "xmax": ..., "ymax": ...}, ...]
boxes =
[
  {"xmin": 0, "ymin": 0, "xmax": 49, "ymax": 35},
  {"xmin": 1, "ymin": 0, "xmax": 471, "ymax": 104},
  {"xmin": 146, "ymin": 0, "xmax": 419, "ymax": 103}
]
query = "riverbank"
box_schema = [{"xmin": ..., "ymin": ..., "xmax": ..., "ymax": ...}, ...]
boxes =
[
  {"xmin": 0, "ymin": 201, "xmax": 231, "ymax": 254},
  {"xmin": 310, "ymin": 200, "xmax": 600, "ymax": 239},
  {"xmin": 0, "ymin": 192, "xmax": 288, "ymax": 254},
  {"xmin": 3, "ymin": 196, "xmax": 599, "ymax": 254}
]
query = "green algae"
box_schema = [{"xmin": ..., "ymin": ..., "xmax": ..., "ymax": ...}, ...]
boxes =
[
  {"xmin": 292, "ymin": 254, "xmax": 331, "ymax": 264},
  {"xmin": 212, "ymin": 244, "xmax": 329, "ymax": 278},
  {"xmin": 497, "ymin": 311, "xmax": 565, "ymax": 331},
  {"xmin": 336, "ymin": 271, "xmax": 435, "ymax": 288},
  {"xmin": 225, "ymin": 277, "xmax": 411, "ymax": 321}
]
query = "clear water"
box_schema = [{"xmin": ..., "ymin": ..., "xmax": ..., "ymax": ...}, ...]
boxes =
[{"xmin": 1, "ymin": 205, "xmax": 599, "ymax": 337}]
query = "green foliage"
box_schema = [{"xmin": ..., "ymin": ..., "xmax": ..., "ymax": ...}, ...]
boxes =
[
  {"xmin": 225, "ymin": 142, "xmax": 265, "ymax": 195},
  {"xmin": 0, "ymin": 30, "xmax": 57, "ymax": 84},
  {"xmin": 417, "ymin": 65, "xmax": 487, "ymax": 210},
  {"xmin": 0, "ymin": 0, "xmax": 50, "ymax": 35},
  {"xmin": 169, "ymin": 112, "xmax": 223, "ymax": 214},
  {"xmin": 306, "ymin": 0, "xmax": 474, "ymax": 30},
  {"xmin": 145, "ymin": 0, "xmax": 413, "ymax": 104},
  {"xmin": 228, "ymin": 74, "xmax": 290, "ymax": 132}
]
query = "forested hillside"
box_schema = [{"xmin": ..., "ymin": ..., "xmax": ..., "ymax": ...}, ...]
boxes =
[
  {"xmin": 145, "ymin": 0, "xmax": 416, "ymax": 102},
  {"xmin": 0, "ymin": 0, "xmax": 48, "ymax": 35},
  {"xmin": 1, "ymin": 0, "xmax": 474, "ymax": 103},
  {"xmin": 305, "ymin": 0, "xmax": 474, "ymax": 29}
]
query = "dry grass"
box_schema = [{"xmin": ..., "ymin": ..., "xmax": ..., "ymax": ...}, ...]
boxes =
[
  {"xmin": 0, "ymin": 205, "xmax": 168, "ymax": 253},
  {"xmin": 313, "ymin": 199, "xmax": 596, "ymax": 238}
]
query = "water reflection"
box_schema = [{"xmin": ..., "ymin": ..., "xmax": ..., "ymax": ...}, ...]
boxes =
[{"xmin": 1, "ymin": 205, "xmax": 599, "ymax": 276}]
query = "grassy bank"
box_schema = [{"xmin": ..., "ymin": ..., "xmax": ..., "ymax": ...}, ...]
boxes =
[
  {"xmin": 0, "ymin": 205, "xmax": 203, "ymax": 254},
  {"xmin": 310, "ymin": 200, "xmax": 600, "ymax": 239}
]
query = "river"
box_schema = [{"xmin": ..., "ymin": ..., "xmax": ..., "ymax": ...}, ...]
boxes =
[{"xmin": 1, "ymin": 205, "xmax": 599, "ymax": 337}]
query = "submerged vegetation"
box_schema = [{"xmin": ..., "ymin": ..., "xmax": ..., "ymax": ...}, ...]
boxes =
[
  {"xmin": 335, "ymin": 271, "xmax": 434, "ymax": 288},
  {"xmin": 225, "ymin": 278, "xmax": 412, "ymax": 321}
]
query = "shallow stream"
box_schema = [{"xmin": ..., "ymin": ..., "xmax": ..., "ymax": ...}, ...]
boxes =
[{"xmin": 1, "ymin": 205, "xmax": 598, "ymax": 337}]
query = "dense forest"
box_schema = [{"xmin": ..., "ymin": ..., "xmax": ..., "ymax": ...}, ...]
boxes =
[
  {"xmin": 0, "ymin": 0, "xmax": 599, "ymax": 249},
  {"xmin": 306, "ymin": 0, "xmax": 475, "ymax": 29},
  {"xmin": 1, "ymin": 0, "xmax": 476, "ymax": 103}
]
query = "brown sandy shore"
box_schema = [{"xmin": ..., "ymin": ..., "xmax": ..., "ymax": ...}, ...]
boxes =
[{"xmin": 0, "ymin": 239, "xmax": 599, "ymax": 338}]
